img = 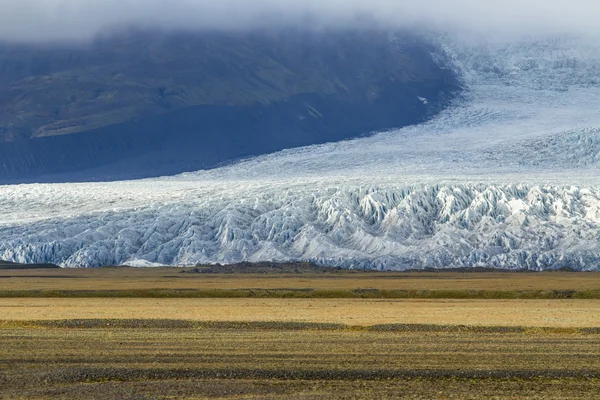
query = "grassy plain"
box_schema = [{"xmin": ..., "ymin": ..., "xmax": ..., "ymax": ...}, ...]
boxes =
[
  {"xmin": 1, "ymin": 267, "xmax": 599, "ymax": 399},
  {"xmin": 1, "ymin": 298, "xmax": 599, "ymax": 328},
  {"xmin": 2, "ymin": 325, "xmax": 600, "ymax": 399},
  {"xmin": 1, "ymin": 266, "xmax": 600, "ymax": 298}
]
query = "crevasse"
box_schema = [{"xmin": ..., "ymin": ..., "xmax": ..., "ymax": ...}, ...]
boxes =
[
  {"xmin": 1, "ymin": 33, "xmax": 600, "ymax": 269},
  {"xmin": 0, "ymin": 183, "xmax": 599, "ymax": 270}
]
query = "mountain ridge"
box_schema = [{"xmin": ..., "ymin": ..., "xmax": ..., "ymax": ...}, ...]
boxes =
[{"xmin": 0, "ymin": 28, "xmax": 459, "ymax": 182}]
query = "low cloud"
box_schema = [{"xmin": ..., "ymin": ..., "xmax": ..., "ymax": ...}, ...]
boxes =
[{"xmin": 0, "ymin": 0, "xmax": 599, "ymax": 42}]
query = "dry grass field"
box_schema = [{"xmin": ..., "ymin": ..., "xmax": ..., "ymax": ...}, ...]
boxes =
[
  {"xmin": 2, "ymin": 325, "xmax": 600, "ymax": 399},
  {"xmin": 1, "ymin": 298, "xmax": 599, "ymax": 328},
  {"xmin": 1, "ymin": 266, "xmax": 599, "ymax": 399},
  {"xmin": 2, "ymin": 266, "xmax": 600, "ymax": 291},
  {"xmin": 1, "ymin": 266, "xmax": 599, "ymax": 298}
]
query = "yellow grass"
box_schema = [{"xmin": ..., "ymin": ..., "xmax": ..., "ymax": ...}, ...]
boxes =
[
  {"xmin": 3, "ymin": 327, "xmax": 600, "ymax": 399},
  {"xmin": 1, "ymin": 298, "xmax": 599, "ymax": 328},
  {"xmin": 2, "ymin": 268, "xmax": 600, "ymax": 398}
]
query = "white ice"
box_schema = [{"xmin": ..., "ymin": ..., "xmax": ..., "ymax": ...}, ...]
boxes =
[{"xmin": 1, "ymin": 33, "xmax": 599, "ymax": 270}]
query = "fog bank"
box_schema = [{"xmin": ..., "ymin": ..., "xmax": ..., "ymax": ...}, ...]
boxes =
[{"xmin": 0, "ymin": 0, "xmax": 599, "ymax": 42}]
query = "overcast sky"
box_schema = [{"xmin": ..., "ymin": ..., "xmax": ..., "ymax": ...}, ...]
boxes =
[{"xmin": 1, "ymin": 0, "xmax": 599, "ymax": 42}]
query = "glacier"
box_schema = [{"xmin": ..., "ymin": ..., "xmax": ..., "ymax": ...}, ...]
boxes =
[{"xmin": 1, "ymin": 32, "xmax": 600, "ymax": 270}]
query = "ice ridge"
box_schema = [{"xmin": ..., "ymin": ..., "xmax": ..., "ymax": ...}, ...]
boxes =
[{"xmin": 0, "ymin": 184, "xmax": 598, "ymax": 270}]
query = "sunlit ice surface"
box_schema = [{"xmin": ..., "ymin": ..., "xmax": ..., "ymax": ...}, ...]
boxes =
[{"xmin": 2, "ymin": 33, "xmax": 600, "ymax": 270}]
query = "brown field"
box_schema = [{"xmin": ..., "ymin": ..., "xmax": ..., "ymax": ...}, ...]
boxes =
[
  {"xmin": 2, "ymin": 267, "xmax": 600, "ymax": 291},
  {"xmin": 2, "ymin": 325, "xmax": 600, "ymax": 399},
  {"xmin": 1, "ymin": 267, "xmax": 599, "ymax": 399},
  {"xmin": 1, "ymin": 298, "xmax": 599, "ymax": 328}
]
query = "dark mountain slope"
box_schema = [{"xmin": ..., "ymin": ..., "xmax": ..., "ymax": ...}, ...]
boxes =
[{"xmin": 0, "ymin": 29, "xmax": 459, "ymax": 182}]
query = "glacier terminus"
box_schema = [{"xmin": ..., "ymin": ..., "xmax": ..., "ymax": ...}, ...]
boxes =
[{"xmin": 1, "ymin": 33, "xmax": 600, "ymax": 270}]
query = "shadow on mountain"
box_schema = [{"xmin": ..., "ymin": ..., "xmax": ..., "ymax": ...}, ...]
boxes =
[{"xmin": 0, "ymin": 29, "xmax": 460, "ymax": 183}]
